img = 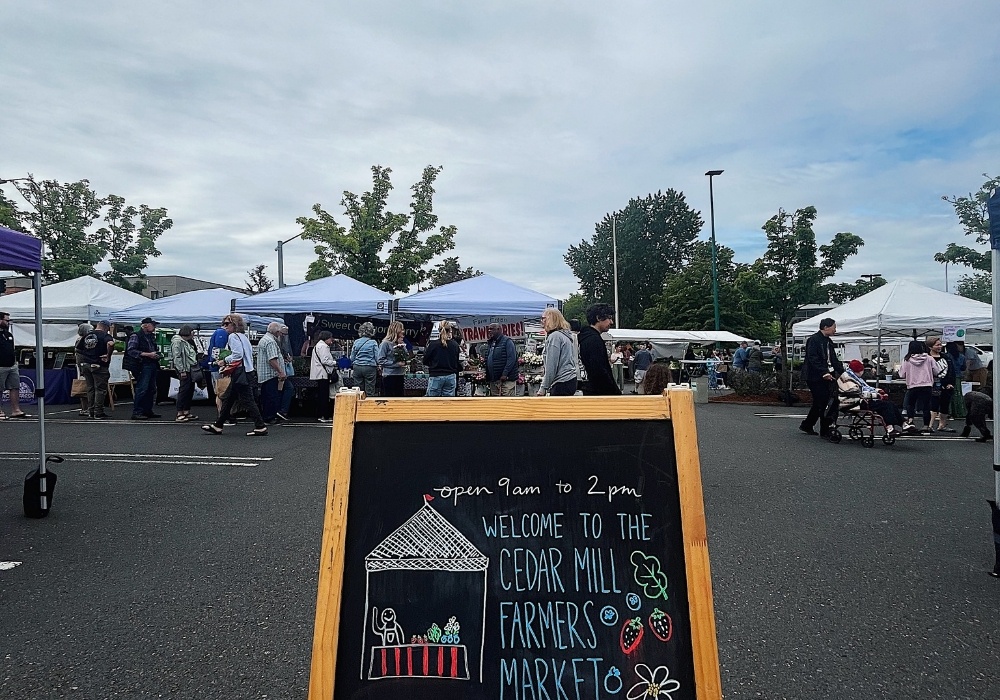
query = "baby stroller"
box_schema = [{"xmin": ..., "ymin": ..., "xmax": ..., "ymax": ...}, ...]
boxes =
[{"xmin": 826, "ymin": 394, "xmax": 896, "ymax": 448}]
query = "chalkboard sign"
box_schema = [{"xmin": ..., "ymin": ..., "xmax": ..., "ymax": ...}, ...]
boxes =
[{"xmin": 309, "ymin": 390, "xmax": 721, "ymax": 700}]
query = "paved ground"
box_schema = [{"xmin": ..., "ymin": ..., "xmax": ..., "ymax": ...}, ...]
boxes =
[{"xmin": 1, "ymin": 400, "xmax": 998, "ymax": 699}]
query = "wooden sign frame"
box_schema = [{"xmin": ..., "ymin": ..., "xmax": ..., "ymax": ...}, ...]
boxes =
[{"xmin": 308, "ymin": 388, "xmax": 722, "ymax": 700}]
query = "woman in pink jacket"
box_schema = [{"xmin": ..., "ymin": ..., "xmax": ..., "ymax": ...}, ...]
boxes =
[{"xmin": 898, "ymin": 339, "xmax": 935, "ymax": 434}]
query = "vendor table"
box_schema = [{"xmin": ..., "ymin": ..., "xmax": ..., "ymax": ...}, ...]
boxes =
[{"xmin": 0, "ymin": 367, "xmax": 76, "ymax": 405}]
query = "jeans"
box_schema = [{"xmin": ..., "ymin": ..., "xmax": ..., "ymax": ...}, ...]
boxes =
[
  {"xmin": 80, "ymin": 364, "xmax": 110, "ymax": 416},
  {"xmin": 353, "ymin": 364, "xmax": 378, "ymax": 396},
  {"xmin": 426, "ymin": 374, "xmax": 456, "ymax": 397},
  {"xmin": 259, "ymin": 377, "xmax": 280, "ymax": 422},
  {"xmin": 279, "ymin": 379, "xmax": 294, "ymax": 415},
  {"xmin": 133, "ymin": 362, "xmax": 158, "ymax": 417}
]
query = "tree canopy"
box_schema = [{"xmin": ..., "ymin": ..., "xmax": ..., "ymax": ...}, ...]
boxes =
[
  {"xmin": 737, "ymin": 206, "xmax": 863, "ymax": 367},
  {"xmin": 564, "ymin": 189, "xmax": 703, "ymax": 327},
  {"xmin": 1, "ymin": 175, "xmax": 171, "ymax": 291},
  {"xmin": 244, "ymin": 264, "xmax": 274, "ymax": 294},
  {"xmin": 427, "ymin": 256, "xmax": 481, "ymax": 288},
  {"xmin": 935, "ymin": 173, "xmax": 999, "ymax": 302},
  {"xmin": 298, "ymin": 165, "xmax": 459, "ymax": 294}
]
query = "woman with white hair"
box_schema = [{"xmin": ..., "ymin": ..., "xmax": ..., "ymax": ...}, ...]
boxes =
[
  {"xmin": 350, "ymin": 321, "xmax": 379, "ymax": 396},
  {"xmin": 537, "ymin": 308, "xmax": 578, "ymax": 396}
]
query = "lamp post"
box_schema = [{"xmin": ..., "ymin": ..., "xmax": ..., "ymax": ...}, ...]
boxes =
[
  {"xmin": 275, "ymin": 232, "xmax": 304, "ymax": 288},
  {"xmin": 612, "ymin": 214, "xmax": 620, "ymax": 325},
  {"xmin": 705, "ymin": 170, "xmax": 724, "ymax": 331}
]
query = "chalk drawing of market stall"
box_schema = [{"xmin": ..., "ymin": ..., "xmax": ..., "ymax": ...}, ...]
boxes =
[{"xmin": 361, "ymin": 500, "xmax": 489, "ymax": 683}]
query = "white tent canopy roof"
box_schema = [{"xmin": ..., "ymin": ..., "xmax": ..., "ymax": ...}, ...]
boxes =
[
  {"xmin": 397, "ymin": 274, "xmax": 559, "ymax": 320},
  {"xmin": 109, "ymin": 288, "xmax": 281, "ymax": 331},
  {"xmin": 791, "ymin": 279, "xmax": 993, "ymax": 338},
  {"xmin": 2, "ymin": 275, "xmax": 147, "ymax": 323},
  {"xmin": 233, "ymin": 274, "xmax": 395, "ymax": 316},
  {"xmin": 603, "ymin": 329, "xmax": 753, "ymax": 344}
]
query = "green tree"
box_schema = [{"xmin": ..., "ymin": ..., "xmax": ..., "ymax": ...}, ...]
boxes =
[
  {"xmin": 737, "ymin": 206, "xmax": 863, "ymax": 380},
  {"xmin": 298, "ymin": 165, "xmax": 458, "ymax": 293},
  {"xmin": 822, "ymin": 275, "xmax": 887, "ymax": 304},
  {"xmin": 564, "ymin": 190, "xmax": 703, "ymax": 327},
  {"xmin": 245, "ymin": 264, "xmax": 274, "ymax": 294},
  {"xmin": 0, "ymin": 189, "xmax": 23, "ymax": 230},
  {"xmin": 561, "ymin": 293, "xmax": 590, "ymax": 327},
  {"xmin": 640, "ymin": 241, "xmax": 774, "ymax": 340},
  {"xmin": 427, "ymin": 257, "xmax": 481, "ymax": 288},
  {"xmin": 936, "ymin": 173, "xmax": 1000, "ymax": 299},
  {"xmin": 4, "ymin": 175, "xmax": 171, "ymax": 288}
]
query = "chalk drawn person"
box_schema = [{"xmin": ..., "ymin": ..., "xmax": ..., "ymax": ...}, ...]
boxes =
[{"xmin": 372, "ymin": 607, "xmax": 405, "ymax": 646}]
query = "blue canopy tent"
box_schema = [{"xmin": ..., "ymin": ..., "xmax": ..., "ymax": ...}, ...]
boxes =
[
  {"xmin": 0, "ymin": 225, "xmax": 52, "ymax": 516},
  {"xmin": 232, "ymin": 274, "xmax": 395, "ymax": 316},
  {"xmin": 396, "ymin": 274, "xmax": 559, "ymax": 321},
  {"xmin": 109, "ymin": 288, "xmax": 281, "ymax": 332}
]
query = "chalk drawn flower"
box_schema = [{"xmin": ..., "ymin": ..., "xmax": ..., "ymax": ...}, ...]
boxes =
[{"xmin": 626, "ymin": 664, "xmax": 681, "ymax": 700}]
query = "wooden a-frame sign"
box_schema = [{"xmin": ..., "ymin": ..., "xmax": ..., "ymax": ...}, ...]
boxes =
[{"xmin": 308, "ymin": 388, "xmax": 722, "ymax": 700}]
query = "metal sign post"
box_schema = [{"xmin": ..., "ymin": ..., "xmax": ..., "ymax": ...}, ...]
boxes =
[{"xmin": 987, "ymin": 187, "xmax": 1000, "ymax": 576}]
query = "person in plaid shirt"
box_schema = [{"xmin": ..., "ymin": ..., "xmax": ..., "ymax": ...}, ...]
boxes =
[{"xmin": 255, "ymin": 322, "xmax": 287, "ymax": 424}]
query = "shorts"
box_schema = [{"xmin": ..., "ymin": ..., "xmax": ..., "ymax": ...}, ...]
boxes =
[{"xmin": 0, "ymin": 365, "xmax": 19, "ymax": 391}]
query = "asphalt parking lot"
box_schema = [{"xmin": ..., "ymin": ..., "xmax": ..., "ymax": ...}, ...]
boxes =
[{"xmin": 2, "ymin": 401, "xmax": 998, "ymax": 699}]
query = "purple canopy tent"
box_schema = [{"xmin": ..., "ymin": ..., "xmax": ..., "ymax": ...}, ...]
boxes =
[{"xmin": 0, "ymin": 225, "xmax": 54, "ymax": 515}]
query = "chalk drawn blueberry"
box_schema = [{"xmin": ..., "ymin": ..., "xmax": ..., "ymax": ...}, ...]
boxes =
[
  {"xmin": 600, "ymin": 605, "xmax": 619, "ymax": 626},
  {"xmin": 625, "ymin": 592, "xmax": 642, "ymax": 611},
  {"xmin": 604, "ymin": 666, "xmax": 623, "ymax": 694},
  {"xmin": 626, "ymin": 664, "xmax": 681, "ymax": 699}
]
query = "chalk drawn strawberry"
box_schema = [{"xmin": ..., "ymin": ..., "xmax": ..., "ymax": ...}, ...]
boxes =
[
  {"xmin": 620, "ymin": 617, "xmax": 644, "ymax": 654},
  {"xmin": 649, "ymin": 608, "xmax": 673, "ymax": 642}
]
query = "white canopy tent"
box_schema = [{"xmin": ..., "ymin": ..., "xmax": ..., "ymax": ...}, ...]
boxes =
[
  {"xmin": 791, "ymin": 279, "xmax": 992, "ymax": 338},
  {"xmin": 233, "ymin": 274, "xmax": 395, "ymax": 316},
  {"xmin": 109, "ymin": 288, "xmax": 281, "ymax": 332},
  {"xmin": 2, "ymin": 275, "xmax": 148, "ymax": 346},
  {"xmin": 603, "ymin": 329, "xmax": 753, "ymax": 344}
]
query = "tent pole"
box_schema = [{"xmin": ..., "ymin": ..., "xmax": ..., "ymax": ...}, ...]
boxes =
[
  {"xmin": 875, "ymin": 327, "xmax": 882, "ymax": 390},
  {"xmin": 32, "ymin": 270, "xmax": 48, "ymax": 496},
  {"xmin": 992, "ymin": 245, "xmax": 999, "ymax": 503}
]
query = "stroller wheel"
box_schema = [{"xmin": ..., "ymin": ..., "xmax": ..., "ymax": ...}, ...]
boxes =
[
  {"xmin": 828, "ymin": 429, "xmax": 842, "ymax": 443},
  {"xmin": 848, "ymin": 427, "xmax": 861, "ymax": 440},
  {"xmin": 862, "ymin": 436, "xmax": 875, "ymax": 448}
]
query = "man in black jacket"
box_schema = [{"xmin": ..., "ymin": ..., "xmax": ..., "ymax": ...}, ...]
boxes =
[
  {"xmin": 800, "ymin": 317, "xmax": 844, "ymax": 437},
  {"xmin": 485, "ymin": 323, "xmax": 518, "ymax": 396},
  {"xmin": 579, "ymin": 303, "xmax": 621, "ymax": 395}
]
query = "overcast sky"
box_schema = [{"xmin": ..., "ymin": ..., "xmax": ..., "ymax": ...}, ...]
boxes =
[{"xmin": 2, "ymin": 1, "xmax": 997, "ymax": 300}]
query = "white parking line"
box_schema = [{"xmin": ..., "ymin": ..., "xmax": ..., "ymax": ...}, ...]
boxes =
[
  {"xmin": 1, "ymin": 562, "xmax": 23, "ymax": 571},
  {"xmin": 0, "ymin": 452, "xmax": 272, "ymax": 468}
]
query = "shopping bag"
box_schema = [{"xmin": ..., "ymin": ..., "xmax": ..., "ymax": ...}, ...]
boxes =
[{"xmin": 70, "ymin": 378, "xmax": 88, "ymax": 397}]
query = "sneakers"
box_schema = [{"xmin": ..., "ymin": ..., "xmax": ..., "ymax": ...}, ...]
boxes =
[
  {"xmin": 92, "ymin": 414, "xmax": 109, "ymax": 420},
  {"xmin": 275, "ymin": 412, "xmax": 289, "ymax": 422},
  {"xmin": 798, "ymin": 423, "xmax": 818, "ymax": 436},
  {"xmin": 976, "ymin": 435, "xmax": 994, "ymax": 443},
  {"xmin": 131, "ymin": 414, "xmax": 149, "ymax": 421},
  {"xmin": 144, "ymin": 412, "xmax": 162, "ymax": 419},
  {"xmin": 223, "ymin": 419, "xmax": 238, "ymax": 426},
  {"xmin": 317, "ymin": 417, "xmax": 331, "ymax": 423}
]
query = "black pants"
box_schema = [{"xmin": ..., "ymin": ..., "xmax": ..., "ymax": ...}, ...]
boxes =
[
  {"xmin": 805, "ymin": 378, "xmax": 837, "ymax": 432},
  {"xmin": 865, "ymin": 399, "xmax": 903, "ymax": 428},
  {"xmin": 549, "ymin": 379, "xmax": 578, "ymax": 396},
  {"xmin": 381, "ymin": 374, "xmax": 404, "ymax": 397},
  {"xmin": 933, "ymin": 387, "xmax": 955, "ymax": 415},
  {"xmin": 903, "ymin": 386, "xmax": 932, "ymax": 426},
  {"xmin": 215, "ymin": 376, "xmax": 265, "ymax": 429},
  {"xmin": 315, "ymin": 378, "xmax": 331, "ymax": 418}
]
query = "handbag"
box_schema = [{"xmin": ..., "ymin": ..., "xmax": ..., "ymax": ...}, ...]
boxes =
[
  {"xmin": 189, "ymin": 365, "xmax": 206, "ymax": 388},
  {"xmin": 220, "ymin": 359, "xmax": 243, "ymax": 377},
  {"xmin": 70, "ymin": 378, "xmax": 88, "ymax": 397}
]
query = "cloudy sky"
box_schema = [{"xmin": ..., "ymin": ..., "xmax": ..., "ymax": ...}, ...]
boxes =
[{"xmin": 2, "ymin": 1, "xmax": 997, "ymax": 300}]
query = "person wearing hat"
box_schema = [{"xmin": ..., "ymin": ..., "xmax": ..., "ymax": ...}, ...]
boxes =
[
  {"xmin": 76, "ymin": 319, "xmax": 115, "ymax": 419},
  {"xmin": 800, "ymin": 318, "xmax": 844, "ymax": 437},
  {"xmin": 170, "ymin": 324, "xmax": 200, "ymax": 422},
  {"xmin": 127, "ymin": 317, "xmax": 162, "ymax": 420},
  {"xmin": 837, "ymin": 359, "xmax": 904, "ymax": 435}
]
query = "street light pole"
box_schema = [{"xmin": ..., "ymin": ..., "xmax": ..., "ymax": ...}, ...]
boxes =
[
  {"xmin": 612, "ymin": 215, "xmax": 620, "ymax": 326},
  {"xmin": 275, "ymin": 231, "xmax": 305, "ymax": 288},
  {"xmin": 705, "ymin": 170, "xmax": 724, "ymax": 331}
]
